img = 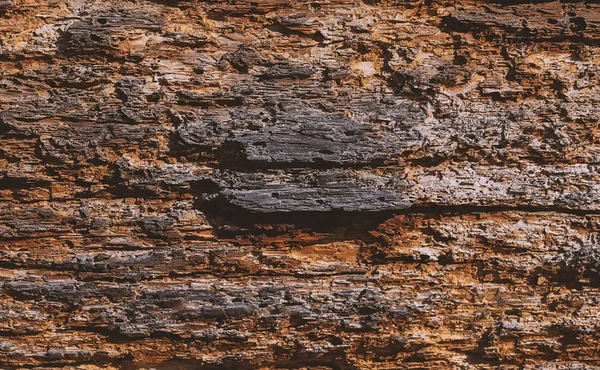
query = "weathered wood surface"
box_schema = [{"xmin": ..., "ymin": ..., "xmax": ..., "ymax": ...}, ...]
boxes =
[{"xmin": 2, "ymin": 0, "xmax": 600, "ymax": 369}]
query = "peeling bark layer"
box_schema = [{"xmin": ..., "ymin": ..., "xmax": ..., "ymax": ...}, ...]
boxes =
[{"xmin": 2, "ymin": 0, "xmax": 600, "ymax": 369}]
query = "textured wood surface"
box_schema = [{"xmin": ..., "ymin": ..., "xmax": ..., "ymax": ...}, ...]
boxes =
[{"xmin": 2, "ymin": 0, "xmax": 600, "ymax": 369}]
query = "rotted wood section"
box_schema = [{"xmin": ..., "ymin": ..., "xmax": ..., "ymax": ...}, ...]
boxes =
[{"xmin": 2, "ymin": 0, "xmax": 600, "ymax": 369}]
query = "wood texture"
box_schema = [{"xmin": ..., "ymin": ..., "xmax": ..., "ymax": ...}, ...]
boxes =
[{"xmin": 2, "ymin": 0, "xmax": 600, "ymax": 368}]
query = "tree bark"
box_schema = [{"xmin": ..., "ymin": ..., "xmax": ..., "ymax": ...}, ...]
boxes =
[{"xmin": 1, "ymin": 0, "xmax": 600, "ymax": 368}]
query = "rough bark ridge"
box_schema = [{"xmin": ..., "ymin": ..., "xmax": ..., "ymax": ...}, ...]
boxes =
[{"xmin": 1, "ymin": 0, "xmax": 600, "ymax": 369}]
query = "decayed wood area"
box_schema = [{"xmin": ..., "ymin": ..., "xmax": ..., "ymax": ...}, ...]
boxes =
[{"xmin": 2, "ymin": 0, "xmax": 600, "ymax": 368}]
